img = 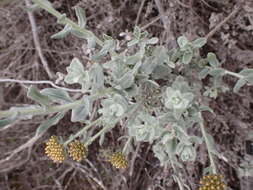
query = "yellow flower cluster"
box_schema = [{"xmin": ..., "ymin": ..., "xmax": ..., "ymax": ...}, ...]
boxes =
[
  {"xmin": 199, "ymin": 174, "xmax": 226, "ymax": 190},
  {"xmin": 109, "ymin": 152, "xmax": 128, "ymax": 169},
  {"xmin": 68, "ymin": 140, "xmax": 88, "ymax": 162},
  {"xmin": 45, "ymin": 136, "xmax": 66, "ymax": 163}
]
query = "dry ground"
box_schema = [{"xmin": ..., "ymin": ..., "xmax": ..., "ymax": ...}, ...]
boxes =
[{"xmin": 0, "ymin": 0, "xmax": 253, "ymax": 189}]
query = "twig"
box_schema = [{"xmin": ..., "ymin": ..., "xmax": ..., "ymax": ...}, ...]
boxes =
[
  {"xmin": 0, "ymin": 78, "xmax": 83, "ymax": 92},
  {"xmin": 135, "ymin": 0, "xmax": 147, "ymax": 26},
  {"xmin": 205, "ymin": 5, "xmax": 241, "ymax": 40},
  {"xmin": 68, "ymin": 161, "xmax": 108, "ymax": 190},
  {"xmin": 25, "ymin": 0, "xmax": 54, "ymax": 79},
  {"xmin": 199, "ymin": 113, "xmax": 217, "ymax": 174},
  {"xmin": 176, "ymin": 0, "xmax": 190, "ymax": 8},
  {"xmin": 130, "ymin": 143, "xmax": 140, "ymax": 177},
  {"xmin": 154, "ymin": 0, "xmax": 168, "ymax": 30},
  {"xmin": 141, "ymin": 15, "xmax": 163, "ymax": 30}
]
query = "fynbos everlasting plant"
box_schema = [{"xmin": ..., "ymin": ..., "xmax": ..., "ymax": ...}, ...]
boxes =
[{"xmin": 0, "ymin": 0, "xmax": 253, "ymax": 189}]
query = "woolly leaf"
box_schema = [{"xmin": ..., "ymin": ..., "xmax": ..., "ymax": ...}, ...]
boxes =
[
  {"xmin": 245, "ymin": 74, "xmax": 253, "ymax": 85},
  {"xmin": 40, "ymin": 88, "xmax": 73, "ymax": 103},
  {"xmin": 207, "ymin": 53, "xmax": 219, "ymax": 67},
  {"xmin": 192, "ymin": 37, "xmax": 207, "ymax": 48},
  {"xmin": 65, "ymin": 58, "xmax": 90, "ymax": 90},
  {"xmin": 208, "ymin": 68, "xmax": 225, "ymax": 77},
  {"xmin": 35, "ymin": 112, "xmax": 65, "ymax": 136},
  {"xmin": 74, "ymin": 6, "xmax": 86, "ymax": 28},
  {"xmin": 182, "ymin": 50, "xmax": 193, "ymax": 64},
  {"xmin": 177, "ymin": 36, "xmax": 188, "ymax": 48},
  {"xmin": 239, "ymin": 69, "xmax": 253, "ymax": 76},
  {"xmin": 51, "ymin": 24, "xmax": 72, "ymax": 39},
  {"xmin": 116, "ymin": 72, "xmax": 135, "ymax": 89},
  {"xmin": 71, "ymin": 96, "xmax": 90, "ymax": 122},
  {"xmin": 146, "ymin": 37, "xmax": 159, "ymax": 44},
  {"xmin": 27, "ymin": 86, "xmax": 51, "ymax": 106},
  {"xmin": 0, "ymin": 112, "xmax": 18, "ymax": 128},
  {"xmin": 127, "ymin": 39, "xmax": 139, "ymax": 47},
  {"xmin": 89, "ymin": 63, "xmax": 104, "ymax": 92},
  {"xmin": 233, "ymin": 78, "xmax": 247, "ymax": 93},
  {"xmin": 199, "ymin": 67, "xmax": 210, "ymax": 79}
]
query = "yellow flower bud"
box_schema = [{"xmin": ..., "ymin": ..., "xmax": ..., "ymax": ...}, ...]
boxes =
[
  {"xmin": 45, "ymin": 136, "xmax": 66, "ymax": 163},
  {"xmin": 108, "ymin": 152, "xmax": 128, "ymax": 169},
  {"xmin": 68, "ymin": 140, "xmax": 88, "ymax": 162},
  {"xmin": 199, "ymin": 174, "xmax": 226, "ymax": 190}
]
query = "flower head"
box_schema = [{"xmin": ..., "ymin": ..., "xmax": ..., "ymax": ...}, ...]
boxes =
[
  {"xmin": 199, "ymin": 174, "xmax": 226, "ymax": 190},
  {"xmin": 45, "ymin": 136, "xmax": 66, "ymax": 163},
  {"xmin": 108, "ymin": 152, "xmax": 128, "ymax": 169},
  {"xmin": 68, "ymin": 140, "xmax": 88, "ymax": 162}
]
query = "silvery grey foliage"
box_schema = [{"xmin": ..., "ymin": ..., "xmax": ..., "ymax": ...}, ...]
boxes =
[
  {"xmin": 1, "ymin": 1, "xmax": 253, "ymax": 186},
  {"xmin": 98, "ymin": 94, "xmax": 128, "ymax": 124}
]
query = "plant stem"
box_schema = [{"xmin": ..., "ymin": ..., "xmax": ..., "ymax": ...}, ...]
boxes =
[
  {"xmin": 224, "ymin": 70, "xmax": 243, "ymax": 79},
  {"xmin": 0, "ymin": 100, "xmax": 82, "ymax": 119},
  {"xmin": 64, "ymin": 117, "xmax": 102, "ymax": 146},
  {"xmin": 84, "ymin": 122, "xmax": 113, "ymax": 146},
  {"xmin": 122, "ymin": 137, "xmax": 132, "ymax": 154},
  {"xmin": 0, "ymin": 88, "xmax": 114, "ymax": 119},
  {"xmin": 84, "ymin": 104, "xmax": 140, "ymax": 147},
  {"xmin": 31, "ymin": 0, "xmax": 103, "ymax": 47},
  {"xmin": 199, "ymin": 113, "xmax": 217, "ymax": 174}
]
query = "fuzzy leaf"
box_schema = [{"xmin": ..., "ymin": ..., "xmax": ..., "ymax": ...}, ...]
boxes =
[
  {"xmin": 146, "ymin": 37, "xmax": 159, "ymax": 44},
  {"xmin": 27, "ymin": 86, "xmax": 51, "ymax": 106},
  {"xmin": 207, "ymin": 53, "xmax": 219, "ymax": 67},
  {"xmin": 199, "ymin": 105, "xmax": 214, "ymax": 114},
  {"xmin": 177, "ymin": 36, "xmax": 188, "ymax": 48},
  {"xmin": 51, "ymin": 24, "xmax": 72, "ymax": 39},
  {"xmin": 192, "ymin": 37, "xmax": 207, "ymax": 48},
  {"xmin": 116, "ymin": 72, "xmax": 135, "ymax": 89},
  {"xmin": 75, "ymin": 7, "xmax": 86, "ymax": 28},
  {"xmin": 208, "ymin": 68, "xmax": 225, "ymax": 76},
  {"xmin": 199, "ymin": 67, "xmax": 210, "ymax": 79},
  {"xmin": 71, "ymin": 30, "xmax": 89, "ymax": 39},
  {"xmin": 182, "ymin": 50, "xmax": 193, "ymax": 64},
  {"xmin": 87, "ymin": 36, "xmax": 96, "ymax": 48},
  {"xmin": 233, "ymin": 78, "xmax": 247, "ymax": 93},
  {"xmin": 40, "ymin": 88, "xmax": 73, "ymax": 103},
  {"xmin": 127, "ymin": 39, "xmax": 139, "ymax": 47},
  {"xmin": 35, "ymin": 112, "xmax": 65, "ymax": 136},
  {"xmin": 133, "ymin": 26, "xmax": 141, "ymax": 39},
  {"xmin": 89, "ymin": 63, "xmax": 104, "ymax": 92},
  {"xmin": 64, "ymin": 58, "xmax": 90, "ymax": 90},
  {"xmin": 239, "ymin": 69, "xmax": 253, "ymax": 76},
  {"xmin": 245, "ymin": 74, "xmax": 253, "ymax": 85},
  {"xmin": 71, "ymin": 96, "xmax": 90, "ymax": 122},
  {"xmin": 92, "ymin": 40, "xmax": 115, "ymax": 60},
  {"xmin": 0, "ymin": 112, "xmax": 18, "ymax": 128}
]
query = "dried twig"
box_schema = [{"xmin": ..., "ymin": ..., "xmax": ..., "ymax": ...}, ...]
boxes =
[
  {"xmin": 205, "ymin": 5, "xmax": 241, "ymax": 40},
  {"xmin": 154, "ymin": 0, "xmax": 168, "ymax": 30},
  {"xmin": 25, "ymin": 0, "xmax": 54, "ymax": 79},
  {"xmin": 135, "ymin": 0, "xmax": 147, "ymax": 26},
  {"xmin": 141, "ymin": 15, "xmax": 163, "ymax": 30},
  {"xmin": 68, "ymin": 161, "xmax": 108, "ymax": 190}
]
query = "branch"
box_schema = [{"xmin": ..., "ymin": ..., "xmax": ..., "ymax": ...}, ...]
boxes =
[
  {"xmin": 0, "ymin": 78, "xmax": 83, "ymax": 92},
  {"xmin": 199, "ymin": 113, "xmax": 217, "ymax": 174},
  {"xmin": 205, "ymin": 5, "xmax": 241, "ymax": 40},
  {"xmin": 25, "ymin": 0, "xmax": 54, "ymax": 79}
]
